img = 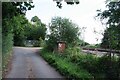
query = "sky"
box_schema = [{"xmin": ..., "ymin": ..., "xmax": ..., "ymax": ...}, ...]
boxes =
[{"xmin": 26, "ymin": 0, "xmax": 107, "ymax": 44}]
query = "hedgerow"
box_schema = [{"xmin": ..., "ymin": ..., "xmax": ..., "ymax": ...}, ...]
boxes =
[
  {"xmin": 41, "ymin": 47, "xmax": 120, "ymax": 80},
  {"xmin": 40, "ymin": 49, "xmax": 93, "ymax": 79}
]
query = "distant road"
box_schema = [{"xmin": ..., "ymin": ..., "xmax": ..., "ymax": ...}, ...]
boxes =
[
  {"xmin": 82, "ymin": 48, "xmax": 120, "ymax": 57},
  {"xmin": 83, "ymin": 48, "xmax": 120, "ymax": 54},
  {"xmin": 6, "ymin": 47, "xmax": 63, "ymax": 78}
]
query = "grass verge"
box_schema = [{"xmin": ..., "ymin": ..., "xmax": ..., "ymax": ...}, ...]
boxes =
[
  {"xmin": 40, "ymin": 49, "xmax": 93, "ymax": 79},
  {"xmin": 2, "ymin": 51, "xmax": 13, "ymax": 78}
]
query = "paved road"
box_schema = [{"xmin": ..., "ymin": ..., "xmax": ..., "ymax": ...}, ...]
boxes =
[{"xmin": 6, "ymin": 47, "xmax": 63, "ymax": 78}]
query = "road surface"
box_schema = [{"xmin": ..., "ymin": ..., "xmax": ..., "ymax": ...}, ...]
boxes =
[{"xmin": 6, "ymin": 47, "xmax": 63, "ymax": 78}]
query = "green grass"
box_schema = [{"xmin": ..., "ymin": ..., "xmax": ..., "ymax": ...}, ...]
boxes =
[
  {"xmin": 2, "ymin": 33, "xmax": 13, "ymax": 78},
  {"xmin": 40, "ymin": 47, "xmax": 120, "ymax": 80},
  {"xmin": 2, "ymin": 51, "xmax": 13, "ymax": 71},
  {"xmin": 40, "ymin": 50, "xmax": 93, "ymax": 79}
]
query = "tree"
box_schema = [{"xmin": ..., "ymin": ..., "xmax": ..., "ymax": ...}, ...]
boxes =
[
  {"xmin": 31, "ymin": 16, "xmax": 41, "ymax": 22},
  {"xmin": 2, "ymin": 2, "xmax": 34, "ymax": 19},
  {"xmin": 97, "ymin": 1, "xmax": 120, "ymax": 79},
  {"xmin": 101, "ymin": 25, "xmax": 120, "ymax": 49},
  {"xmin": 97, "ymin": 1, "xmax": 120, "ymax": 50},
  {"xmin": 12, "ymin": 15, "xmax": 30, "ymax": 46},
  {"xmin": 2, "ymin": 2, "xmax": 34, "ymax": 74},
  {"xmin": 2, "ymin": 2, "xmax": 34, "ymax": 34},
  {"xmin": 46, "ymin": 17, "xmax": 80, "ymax": 51},
  {"xmin": 53, "ymin": 0, "xmax": 80, "ymax": 8},
  {"xmin": 97, "ymin": 1, "xmax": 120, "ymax": 25},
  {"xmin": 2, "ymin": 2, "xmax": 34, "ymax": 46},
  {"xmin": 27, "ymin": 16, "xmax": 47, "ymax": 40}
]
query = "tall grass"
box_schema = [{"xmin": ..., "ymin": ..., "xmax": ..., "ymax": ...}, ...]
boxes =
[
  {"xmin": 41, "ymin": 49, "xmax": 93, "ymax": 79},
  {"xmin": 64, "ymin": 47, "xmax": 120, "ymax": 79}
]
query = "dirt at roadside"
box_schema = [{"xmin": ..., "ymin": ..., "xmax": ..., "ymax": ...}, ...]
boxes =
[{"xmin": 2, "ymin": 53, "xmax": 14, "ymax": 78}]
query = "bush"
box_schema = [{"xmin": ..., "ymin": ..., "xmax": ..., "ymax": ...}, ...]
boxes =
[
  {"xmin": 42, "ymin": 46, "xmax": 120, "ymax": 79},
  {"xmin": 65, "ymin": 49, "xmax": 98, "ymax": 76},
  {"xmin": 96, "ymin": 56, "xmax": 120, "ymax": 79},
  {"xmin": 40, "ymin": 49, "xmax": 93, "ymax": 79},
  {"xmin": 2, "ymin": 33, "xmax": 13, "ymax": 54},
  {"xmin": 44, "ymin": 35, "xmax": 57, "ymax": 51},
  {"xmin": 2, "ymin": 33, "xmax": 13, "ymax": 75},
  {"xmin": 63, "ymin": 47, "xmax": 120, "ymax": 79},
  {"xmin": 39, "ymin": 37, "xmax": 45, "ymax": 47},
  {"xmin": 33, "ymin": 41, "xmax": 40, "ymax": 47}
]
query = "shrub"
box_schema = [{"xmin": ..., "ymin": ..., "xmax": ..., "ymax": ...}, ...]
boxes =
[
  {"xmin": 2, "ymin": 33, "xmax": 13, "ymax": 54},
  {"xmin": 40, "ymin": 50, "xmax": 93, "ymax": 79},
  {"xmin": 68, "ymin": 53, "xmax": 98, "ymax": 75},
  {"xmin": 33, "ymin": 41, "xmax": 40, "ymax": 47},
  {"xmin": 42, "ymin": 46, "xmax": 120, "ymax": 79},
  {"xmin": 2, "ymin": 33, "xmax": 13, "ymax": 76},
  {"xmin": 96, "ymin": 55, "xmax": 120, "ymax": 79},
  {"xmin": 64, "ymin": 47, "xmax": 120, "ymax": 79}
]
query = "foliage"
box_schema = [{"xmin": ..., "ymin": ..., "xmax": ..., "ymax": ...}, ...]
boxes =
[
  {"xmin": 42, "ymin": 47, "xmax": 120, "ymax": 79},
  {"xmin": 64, "ymin": 46, "xmax": 82, "ymax": 57},
  {"xmin": 41, "ymin": 49, "xmax": 93, "ymax": 79},
  {"xmin": 97, "ymin": 1, "xmax": 120, "ymax": 25},
  {"xmin": 2, "ymin": 17, "xmax": 14, "ymax": 54},
  {"xmin": 97, "ymin": 1, "xmax": 120, "ymax": 50},
  {"xmin": 46, "ymin": 17, "xmax": 80, "ymax": 51},
  {"xmin": 39, "ymin": 37, "xmax": 45, "ymax": 47},
  {"xmin": 2, "ymin": 2, "xmax": 34, "ymax": 46},
  {"xmin": 11, "ymin": 15, "xmax": 29, "ymax": 46},
  {"xmin": 2, "ymin": 1, "xmax": 34, "ymax": 51},
  {"xmin": 96, "ymin": 55, "xmax": 120, "ymax": 80},
  {"xmin": 2, "ymin": 33, "xmax": 13, "ymax": 75},
  {"xmin": 2, "ymin": 51, "xmax": 13, "ymax": 78},
  {"xmin": 64, "ymin": 48, "xmax": 97, "ymax": 74},
  {"xmin": 71, "ymin": 39, "xmax": 90, "ymax": 47},
  {"xmin": 3, "ymin": 15, "xmax": 47, "ymax": 47},
  {"xmin": 32, "ymin": 40, "xmax": 39, "ymax": 47},
  {"xmin": 54, "ymin": 0, "xmax": 80, "ymax": 8},
  {"xmin": 0, "ymin": 21, "xmax": 1, "ymax": 77},
  {"xmin": 2, "ymin": 2, "xmax": 34, "ymax": 19},
  {"xmin": 101, "ymin": 25, "xmax": 120, "ymax": 49},
  {"xmin": 27, "ymin": 16, "xmax": 47, "ymax": 40},
  {"xmin": 31, "ymin": 16, "xmax": 41, "ymax": 22},
  {"xmin": 97, "ymin": 2, "xmax": 120, "ymax": 79},
  {"xmin": 2, "ymin": 2, "xmax": 34, "ymax": 75},
  {"xmin": 2, "ymin": 33, "xmax": 13, "ymax": 54},
  {"xmin": 63, "ymin": 47, "xmax": 120, "ymax": 79}
]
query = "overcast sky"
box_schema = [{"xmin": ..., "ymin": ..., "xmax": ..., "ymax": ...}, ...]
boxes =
[{"xmin": 26, "ymin": 0, "xmax": 107, "ymax": 44}]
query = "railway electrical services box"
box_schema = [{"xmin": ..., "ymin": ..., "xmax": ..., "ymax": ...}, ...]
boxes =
[{"xmin": 57, "ymin": 41, "xmax": 66, "ymax": 53}]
